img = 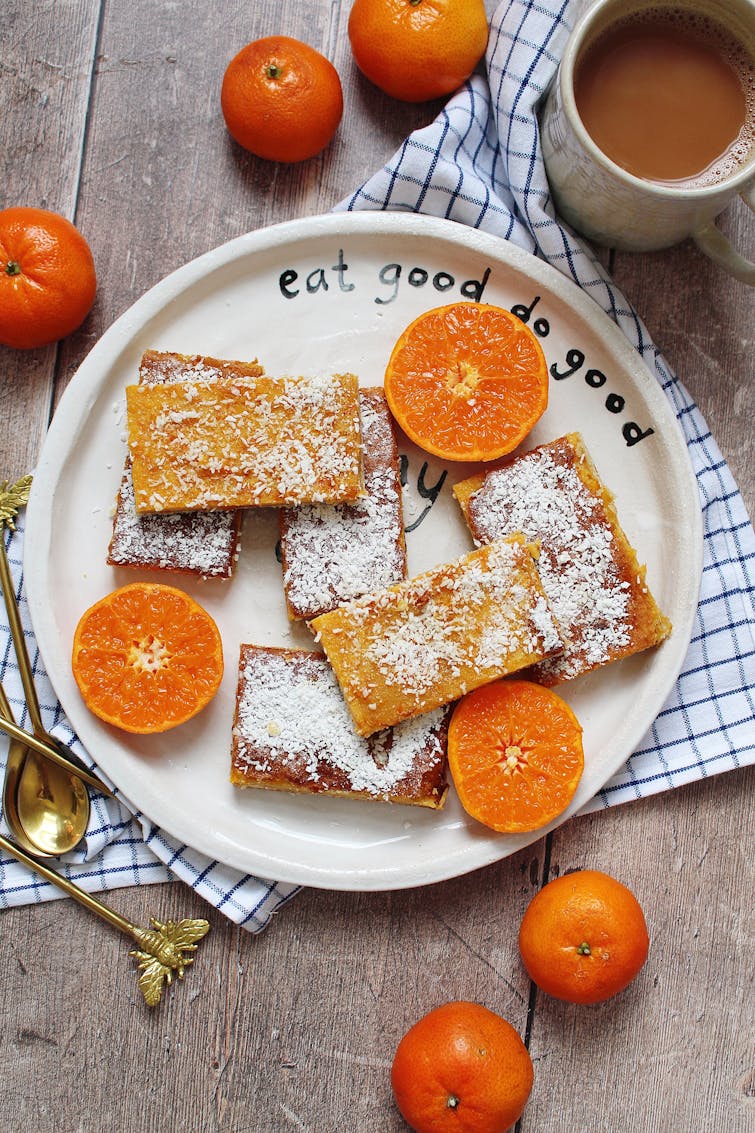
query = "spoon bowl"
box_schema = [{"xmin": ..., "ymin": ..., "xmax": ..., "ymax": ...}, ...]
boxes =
[
  {"xmin": 16, "ymin": 744, "xmax": 90, "ymax": 855},
  {"xmin": 1, "ymin": 684, "xmax": 90, "ymax": 856},
  {"xmin": 0, "ymin": 502, "xmax": 92, "ymax": 856},
  {"xmin": 2, "ymin": 732, "xmax": 49, "ymax": 857}
]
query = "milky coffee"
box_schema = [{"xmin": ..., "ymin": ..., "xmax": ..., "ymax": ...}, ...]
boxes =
[{"xmin": 574, "ymin": 7, "xmax": 754, "ymax": 187}]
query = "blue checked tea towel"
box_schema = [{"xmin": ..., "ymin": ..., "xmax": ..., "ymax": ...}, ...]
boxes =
[{"xmin": 1, "ymin": 0, "xmax": 753, "ymax": 927}]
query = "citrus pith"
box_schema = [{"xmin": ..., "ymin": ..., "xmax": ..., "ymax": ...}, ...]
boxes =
[
  {"xmin": 72, "ymin": 582, "xmax": 223, "ymax": 734},
  {"xmin": 384, "ymin": 302, "xmax": 548, "ymax": 462}
]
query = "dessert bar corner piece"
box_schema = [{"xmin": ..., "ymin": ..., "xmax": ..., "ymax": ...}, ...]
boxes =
[
  {"xmin": 107, "ymin": 457, "xmax": 242, "ymax": 578},
  {"xmin": 279, "ymin": 387, "xmax": 407, "ymax": 620},
  {"xmin": 230, "ymin": 645, "xmax": 450, "ymax": 808},
  {"xmin": 453, "ymin": 431, "xmax": 672, "ymax": 686},
  {"xmin": 107, "ymin": 350, "xmax": 263, "ymax": 578},
  {"xmin": 310, "ymin": 535, "xmax": 564, "ymax": 738},
  {"xmin": 127, "ymin": 370, "xmax": 365, "ymax": 513}
]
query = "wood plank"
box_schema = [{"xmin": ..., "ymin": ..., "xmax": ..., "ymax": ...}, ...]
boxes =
[
  {"xmin": 526, "ymin": 767, "xmax": 754, "ymax": 1132},
  {"xmin": 0, "ymin": 0, "xmax": 101, "ymax": 479},
  {"xmin": 611, "ymin": 196, "xmax": 754, "ymax": 515},
  {"xmin": 0, "ymin": 850, "xmax": 538, "ymax": 1131},
  {"xmin": 0, "ymin": 1, "xmax": 752, "ymax": 1130}
]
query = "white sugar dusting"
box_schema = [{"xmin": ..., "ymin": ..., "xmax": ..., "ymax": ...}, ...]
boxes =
[
  {"xmin": 467, "ymin": 439, "xmax": 632, "ymax": 681},
  {"xmin": 325, "ymin": 538, "xmax": 562, "ymax": 710},
  {"xmin": 362, "ymin": 543, "xmax": 560, "ymax": 696},
  {"xmin": 109, "ymin": 351, "xmax": 250, "ymax": 576},
  {"xmin": 108, "ymin": 462, "xmax": 239, "ymax": 578},
  {"xmin": 281, "ymin": 392, "xmax": 405, "ymax": 618},
  {"xmin": 232, "ymin": 650, "xmax": 446, "ymax": 798}
]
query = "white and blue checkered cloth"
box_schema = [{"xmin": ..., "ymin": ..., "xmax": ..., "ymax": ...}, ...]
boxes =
[{"xmin": 2, "ymin": 0, "xmax": 753, "ymax": 928}]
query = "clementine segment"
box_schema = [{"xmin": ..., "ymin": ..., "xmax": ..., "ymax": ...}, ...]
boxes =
[
  {"xmin": 384, "ymin": 302, "xmax": 548, "ymax": 462},
  {"xmin": 391, "ymin": 1001, "xmax": 533, "ymax": 1133},
  {"xmin": 447, "ymin": 679, "xmax": 584, "ymax": 833},
  {"xmin": 0, "ymin": 206, "xmax": 96, "ymax": 350},
  {"xmin": 348, "ymin": 0, "xmax": 489, "ymax": 103},
  {"xmin": 72, "ymin": 582, "xmax": 223, "ymax": 734},
  {"xmin": 221, "ymin": 36, "xmax": 343, "ymax": 163},
  {"xmin": 519, "ymin": 870, "xmax": 650, "ymax": 1003}
]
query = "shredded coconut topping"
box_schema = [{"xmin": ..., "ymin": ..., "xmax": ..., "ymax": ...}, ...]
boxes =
[
  {"xmin": 108, "ymin": 351, "xmax": 254, "ymax": 577},
  {"xmin": 280, "ymin": 391, "xmax": 406, "ymax": 618},
  {"xmin": 231, "ymin": 648, "xmax": 448, "ymax": 802},
  {"xmin": 467, "ymin": 436, "xmax": 635, "ymax": 681},
  {"xmin": 312, "ymin": 536, "xmax": 563, "ymax": 735},
  {"xmin": 108, "ymin": 461, "xmax": 240, "ymax": 578},
  {"xmin": 127, "ymin": 372, "xmax": 364, "ymax": 511}
]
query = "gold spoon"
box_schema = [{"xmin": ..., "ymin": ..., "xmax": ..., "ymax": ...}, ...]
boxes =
[
  {"xmin": 0, "ymin": 475, "xmax": 99, "ymax": 852},
  {"xmin": 0, "ymin": 702, "xmax": 115, "ymax": 798},
  {"xmin": 0, "ymin": 682, "xmax": 89, "ymax": 857},
  {"xmin": 0, "ymin": 828, "xmax": 210, "ymax": 1007}
]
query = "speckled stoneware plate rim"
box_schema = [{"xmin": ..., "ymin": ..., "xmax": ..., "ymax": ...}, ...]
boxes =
[{"xmin": 24, "ymin": 212, "xmax": 702, "ymax": 890}]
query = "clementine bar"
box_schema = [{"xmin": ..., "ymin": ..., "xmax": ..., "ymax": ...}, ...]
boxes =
[
  {"xmin": 279, "ymin": 388, "xmax": 407, "ymax": 620},
  {"xmin": 127, "ymin": 370, "xmax": 364, "ymax": 513},
  {"xmin": 310, "ymin": 535, "xmax": 564, "ymax": 737},
  {"xmin": 109, "ymin": 351, "xmax": 264, "ymax": 577},
  {"xmin": 454, "ymin": 432, "xmax": 672, "ymax": 685},
  {"xmin": 231, "ymin": 646, "xmax": 450, "ymax": 808}
]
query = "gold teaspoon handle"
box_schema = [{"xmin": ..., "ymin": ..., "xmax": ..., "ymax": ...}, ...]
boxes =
[
  {"xmin": 0, "ymin": 487, "xmax": 114, "ymax": 801},
  {"xmin": 0, "ymin": 830, "xmax": 210, "ymax": 1007},
  {"xmin": 0, "ymin": 681, "xmax": 17, "ymax": 730},
  {"xmin": 0, "ymin": 710, "xmax": 116, "ymax": 799},
  {"xmin": 0, "ymin": 529, "xmax": 44, "ymax": 736}
]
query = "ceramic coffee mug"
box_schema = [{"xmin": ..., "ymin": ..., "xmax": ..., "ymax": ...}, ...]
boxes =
[{"xmin": 540, "ymin": 0, "xmax": 755, "ymax": 283}]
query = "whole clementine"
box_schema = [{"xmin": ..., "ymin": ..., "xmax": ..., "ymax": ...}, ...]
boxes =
[
  {"xmin": 221, "ymin": 36, "xmax": 343, "ymax": 163},
  {"xmin": 391, "ymin": 1001, "xmax": 533, "ymax": 1133},
  {"xmin": 519, "ymin": 870, "xmax": 650, "ymax": 1004},
  {"xmin": 348, "ymin": 0, "xmax": 489, "ymax": 103},
  {"xmin": 0, "ymin": 206, "xmax": 96, "ymax": 350}
]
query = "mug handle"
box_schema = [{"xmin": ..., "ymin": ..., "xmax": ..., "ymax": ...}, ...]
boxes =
[{"xmin": 693, "ymin": 183, "xmax": 755, "ymax": 286}]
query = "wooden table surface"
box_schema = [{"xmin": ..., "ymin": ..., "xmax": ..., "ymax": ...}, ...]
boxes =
[{"xmin": 1, "ymin": 3, "xmax": 753, "ymax": 1131}]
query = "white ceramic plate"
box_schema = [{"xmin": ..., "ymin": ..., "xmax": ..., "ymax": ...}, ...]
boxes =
[{"xmin": 25, "ymin": 213, "xmax": 702, "ymax": 890}]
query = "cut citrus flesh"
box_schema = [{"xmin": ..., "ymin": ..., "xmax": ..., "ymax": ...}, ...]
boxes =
[
  {"xmin": 72, "ymin": 582, "xmax": 223, "ymax": 734},
  {"xmin": 384, "ymin": 302, "xmax": 548, "ymax": 462},
  {"xmin": 447, "ymin": 679, "xmax": 584, "ymax": 832}
]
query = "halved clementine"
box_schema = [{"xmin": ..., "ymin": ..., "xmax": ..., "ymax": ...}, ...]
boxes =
[
  {"xmin": 384, "ymin": 302, "xmax": 548, "ymax": 462},
  {"xmin": 447, "ymin": 679, "xmax": 584, "ymax": 832},
  {"xmin": 72, "ymin": 582, "xmax": 223, "ymax": 734}
]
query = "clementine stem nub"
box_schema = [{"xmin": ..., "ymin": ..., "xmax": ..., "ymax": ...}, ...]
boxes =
[
  {"xmin": 221, "ymin": 36, "xmax": 343, "ymax": 163},
  {"xmin": 519, "ymin": 870, "xmax": 650, "ymax": 1003},
  {"xmin": 0, "ymin": 206, "xmax": 96, "ymax": 349}
]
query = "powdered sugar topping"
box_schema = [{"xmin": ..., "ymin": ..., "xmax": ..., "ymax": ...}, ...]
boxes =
[
  {"xmin": 232, "ymin": 649, "xmax": 447, "ymax": 799},
  {"xmin": 280, "ymin": 391, "xmax": 405, "ymax": 618},
  {"xmin": 467, "ymin": 438, "xmax": 633, "ymax": 681}
]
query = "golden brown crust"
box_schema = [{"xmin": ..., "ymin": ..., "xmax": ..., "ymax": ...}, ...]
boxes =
[
  {"xmin": 230, "ymin": 645, "xmax": 449, "ymax": 808},
  {"xmin": 310, "ymin": 535, "xmax": 563, "ymax": 737},
  {"xmin": 453, "ymin": 432, "xmax": 672, "ymax": 685},
  {"xmin": 127, "ymin": 371, "xmax": 365, "ymax": 513},
  {"xmin": 137, "ymin": 349, "xmax": 265, "ymax": 386}
]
